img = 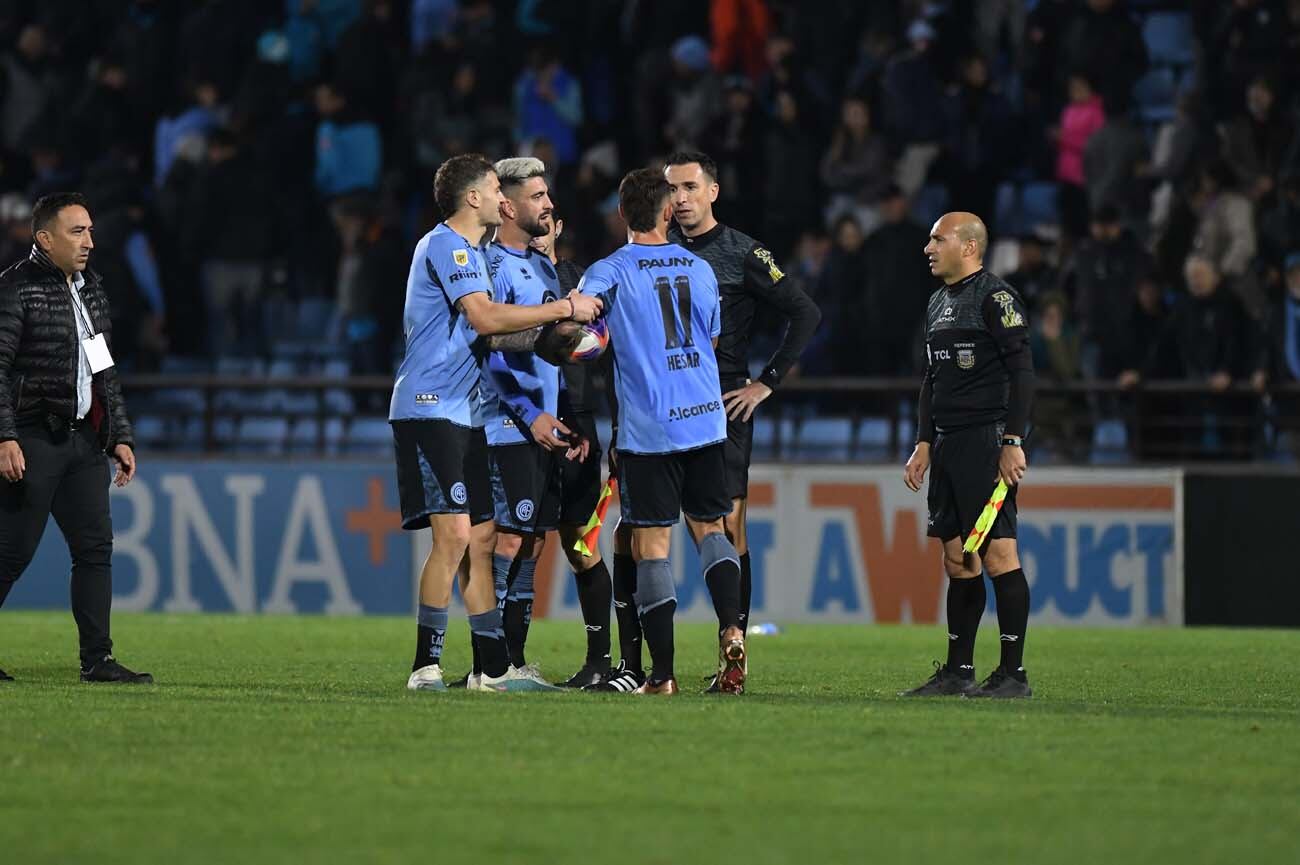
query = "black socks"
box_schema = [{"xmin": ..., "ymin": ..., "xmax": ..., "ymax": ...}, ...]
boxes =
[
  {"xmin": 992, "ymin": 568, "xmax": 1030, "ymax": 672},
  {"xmin": 945, "ymin": 577, "xmax": 985, "ymax": 674},
  {"xmin": 738, "ymin": 551, "xmax": 752, "ymax": 627},
  {"xmin": 612, "ymin": 552, "xmax": 642, "ymax": 672},
  {"xmin": 574, "ymin": 560, "xmax": 613, "ymax": 666}
]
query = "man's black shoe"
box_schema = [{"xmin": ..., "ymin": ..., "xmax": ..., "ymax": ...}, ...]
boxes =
[
  {"xmin": 561, "ymin": 662, "xmax": 610, "ymax": 688},
  {"xmin": 582, "ymin": 660, "xmax": 644, "ymax": 693},
  {"xmin": 899, "ymin": 661, "xmax": 977, "ymax": 697},
  {"xmin": 965, "ymin": 666, "xmax": 1032, "ymax": 699},
  {"xmin": 446, "ymin": 672, "xmax": 471, "ymax": 689},
  {"xmin": 80, "ymin": 656, "xmax": 153, "ymax": 684},
  {"xmin": 0, "ymin": 667, "xmax": 13, "ymax": 682}
]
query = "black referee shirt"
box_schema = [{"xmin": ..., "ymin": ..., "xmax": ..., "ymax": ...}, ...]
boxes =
[{"xmin": 667, "ymin": 222, "xmax": 820, "ymax": 388}]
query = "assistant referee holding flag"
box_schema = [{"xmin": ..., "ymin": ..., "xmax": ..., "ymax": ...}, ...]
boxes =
[
  {"xmin": 902, "ymin": 212, "xmax": 1034, "ymax": 699},
  {"xmin": 0, "ymin": 192, "xmax": 150, "ymax": 684}
]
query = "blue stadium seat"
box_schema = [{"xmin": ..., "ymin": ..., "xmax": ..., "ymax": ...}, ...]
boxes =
[
  {"xmin": 289, "ymin": 417, "xmax": 345, "ymax": 455},
  {"xmin": 856, "ymin": 417, "xmax": 891, "ymax": 460},
  {"xmin": 994, "ymin": 182, "xmax": 1020, "ymax": 235},
  {"xmin": 794, "ymin": 418, "xmax": 854, "ymax": 462},
  {"xmin": 1090, "ymin": 419, "xmax": 1129, "ymax": 464},
  {"xmin": 1020, "ymin": 183, "xmax": 1059, "ymax": 231},
  {"xmin": 214, "ymin": 356, "xmax": 272, "ymax": 413},
  {"xmin": 322, "ymin": 358, "xmax": 355, "ymax": 415},
  {"xmin": 1133, "ymin": 67, "xmax": 1177, "ymax": 123},
  {"xmin": 268, "ymin": 358, "xmax": 318, "ymax": 415},
  {"xmin": 1143, "ymin": 12, "xmax": 1194, "ymax": 67},
  {"xmin": 296, "ymin": 298, "xmax": 338, "ymax": 341},
  {"xmin": 131, "ymin": 414, "xmax": 169, "ymax": 448},
  {"xmin": 344, "ymin": 416, "xmax": 393, "ymax": 455},
  {"xmin": 910, "ymin": 184, "xmax": 950, "ymax": 225},
  {"xmin": 751, "ymin": 416, "xmax": 795, "ymax": 460},
  {"xmin": 236, "ymin": 417, "xmax": 290, "ymax": 455}
]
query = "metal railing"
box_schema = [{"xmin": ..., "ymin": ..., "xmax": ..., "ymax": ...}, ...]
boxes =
[{"xmin": 118, "ymin": 375, "xmax": 1300, "ymax": 462}]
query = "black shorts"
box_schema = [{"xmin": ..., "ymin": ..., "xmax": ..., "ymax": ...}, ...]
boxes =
[
  {"xmin": 558, "ymin": 412, "xmax": 603, "ymax": 525},
  {"xmin": 926, "ymin": 423, "xmax": 1018, "ymax": 543},
  {"xmin": 490, "ymin": 443, "xmax": 561, "ymax": 534},
  {"xmin": 393, "ymin": 419, "xmax": 493, "ymax": 529},
  {"xmin": 720, "ymin": 376, "xmax": 753, "ymax": 499},
  {"xmin": 618, "ymin": 443, "xmax": 731, "ymax": 527}
]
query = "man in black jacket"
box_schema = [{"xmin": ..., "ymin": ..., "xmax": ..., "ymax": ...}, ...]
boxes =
[{"xmin": 0, "ymin": 193, "xmax": 151, "ymax": 684}]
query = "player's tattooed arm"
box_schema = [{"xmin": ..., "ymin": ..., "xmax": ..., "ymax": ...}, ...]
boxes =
[{"xmin": 487, "ymin": 328, "xmax": 543, "ymax": 352}]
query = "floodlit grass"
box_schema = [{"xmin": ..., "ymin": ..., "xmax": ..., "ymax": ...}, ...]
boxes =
[{"xmin": 2, "ymin": 613, "xmax": 1297, "ymax": 864}]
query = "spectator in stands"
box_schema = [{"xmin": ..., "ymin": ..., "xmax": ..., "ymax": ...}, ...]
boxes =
[
  {"xmin": 663, "ymin": 35, "xmax": 722, "ymax": 150},
  {"xmin": 1207, "ymin": 0, "xmax": 1290, "ymax": 120},
  {"xmin": 881, "ymin": 19, "xmax": 946, "ymax": 197},
  {"xmin": 710, "ymin": 0, "xmax": 771, "ymax": 79},
  {"xmin": 1029, "ymin": 291, "xmax": 1088, "ymax": 460},
  {"xmin": 153, "ymin": 80, "xmax": 226, "ymax": 188},
  {"xmin": 1054, "ymin": 73, "xmax": 1105, "ymax": 244},
  {"xmin": 1003, "ymin": 233, "xmax": 1059, "ymax": 313},
  {"xmin": 1149, "ymin": 92, "xmax": 1211, "ymax": 236},
  {"xmin": 63, "ymin": 54, "xmax": 141, "ymax": 166},
  {"xmin": 181, "ymin": 128, "xmax": 276, "ymax": 355},
  {"xmin": 820, "ymin": 214, "xmax": 871, "ymax": 376},
  {"xmin": 1117, "ymin": 274, "xmax": 1171, "ymax": 390},
  {"xmin": 514, "ymin": 46, "xmax": 583, "ymax": 165},
  {"xmin": 1221, "ymin": 76, "xmax": 1293, "ymax": 206},
  {"xmin": 939, "ymin": 52, "xmax": 1015, "ymax": 233},
  {"xmin": 333, "ymin": 0, "xmax": 401, "ymax": 139},
  {"xmin": 1191, "ymin": 160, "xmax": 1260, "ymax": 314},
  {"xmin": 1060, "ymin": 203, "xmax": 1152, "ymax": 379},
  {"xmin": 1254, "ymin": 252, "xmax": 1300, "ymax": 454},
  {"xmin": 1260, "ymin": 176, "xmax": 1300, "ymax": 281},
  {"xmin": 820, "ymin": 95, "xmax": 892, "ymax": 233},
  {"xmin": 313, "ymin": 80, "xmax": 382, "ymax": 200},
  {"xmin": 762, "ymin": 89, "xmax": 821, "ymax": 260},
  {"xmin": 0, "ymin": 24, "xmax": 56, "ymax": 154},
  {"xmin": 329, "ymin": 194, "xmax": 404, "ymax": 379},
  {"xmin": 702, "ymin": 75, "xmax": 766, "ymax": 232},
  {"xmin": 0, "ymin": 194, "xmax": 32, "ymax": 267},
  {"xmin": 1059, "ymin": 0, "xmax": 1148, "ymax": 111},
  {"xmin": 1083, "ymin": 95, "xmax": 1150, "ymax": 229},
  {"xmin": 861, "ymin": 185, "xmax": 929, "ymax": 374}
]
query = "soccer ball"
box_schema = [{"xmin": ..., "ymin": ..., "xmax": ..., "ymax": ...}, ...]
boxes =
[{"xmin": 566, "ymin": 318, "xmax": 609, "ymax": 362}]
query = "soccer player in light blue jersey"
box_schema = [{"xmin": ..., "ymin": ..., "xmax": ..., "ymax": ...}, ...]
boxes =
[
  {"xmin": 576, "ymin": 169, "xmax": 747, "ymax": 696},
  {"xmin": 391, "ymin": 154, "xmax": 601, "ymax": 693},
  {"xmin": 479, "ymin": 156, "xmax": 587, "ymax": 690}
]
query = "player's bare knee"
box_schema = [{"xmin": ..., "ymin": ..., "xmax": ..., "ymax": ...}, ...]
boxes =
[
  {"xmin": 494, "ymin": 531, "xmax": 524, "ymax": 560},
  {"xmin": 983, "ymin": 542, "xmax": 1020, "ymax": 577},
  {"xmin": 431, "ymin": 515, "xmax": 472, "ymax": 554},
  {"xmin": 943, "ymin": 551, "xmax": 980, "ymax": 579}
]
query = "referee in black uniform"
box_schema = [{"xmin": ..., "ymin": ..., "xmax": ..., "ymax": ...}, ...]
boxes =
[
  {"xmin": 664, "ymin": 151, "xmax": 820, "ymax": 692},
  {"xmin": 0, "ymin": 193, "xmax": 151, "ymax": 684},
  {"xmin": 902, "ymin": 212, "xmax": 1034, "ymax": 699}
]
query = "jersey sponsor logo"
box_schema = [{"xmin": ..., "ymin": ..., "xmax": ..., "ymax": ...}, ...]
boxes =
[
  {"xmin": 515, "ymin": 498, "xmax": 535, "ymax": 522},
  {"xmin": 637, "ymin": 256, "xmax": 694, "ymax": 271},
  {"xmin": 448, "ymin": 269, "xmax": 481, "ymax": 283},
  {"xmin": 450, "ymin": 482, "xmax": 468, "ymax": 505},
  {"xmin": 666, "ymin": 350, "xmax": 702, "ymax": 371},
  {"xmin": 667, "ymin": 399, "xmax": 722, "ymax": 421},
  {"xmin": 937, "ymin": 306, "xmax": 956, "ymax": 323},
  {"xmin": 957, "ymin": 349, "xmax": 975, "ymax": 369},
  {"xmin": 931, "ymin": 349, "xmax": 951, "ymax": 360},
  {"xmin": 453, "ymin": 249, "xmax": 470, "ymax": 267},
  {"xmin": 753, "ymin": 247, "xmax": 784, "ymax": 282},
  {"xmin": 416, "ymin": 393, "xmax": 439, "ymax": 405}
]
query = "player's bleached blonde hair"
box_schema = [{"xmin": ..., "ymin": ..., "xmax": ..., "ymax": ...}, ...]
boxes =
[{"xmin": 494, "ymin": 157, "xmax": 547, "ymax": 190}]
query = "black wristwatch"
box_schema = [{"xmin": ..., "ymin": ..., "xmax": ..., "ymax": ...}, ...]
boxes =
[{"xmin": 1001, "ymin": 435, "xmax": 1023, "ymax": 447}]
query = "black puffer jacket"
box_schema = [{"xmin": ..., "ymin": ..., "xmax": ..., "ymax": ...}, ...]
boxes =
[{"xmin": 0, "ymin": 246, "xmax": 135, "ymax": 451}]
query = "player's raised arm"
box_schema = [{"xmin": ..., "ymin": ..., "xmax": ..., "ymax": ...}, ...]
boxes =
[{"xmin": 458, "ymin": 289, "xmax": 600, "ymax": 335}]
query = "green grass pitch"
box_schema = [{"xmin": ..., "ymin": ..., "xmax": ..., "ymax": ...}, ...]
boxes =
[{"xmin": 3, "ymin": 612, "xmax": 1298, "ymax": 864}]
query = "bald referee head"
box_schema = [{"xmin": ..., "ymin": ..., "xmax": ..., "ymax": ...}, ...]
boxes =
[{"xmin": 925, "ymin": 211, "xmax": 988, "ymax": 285}]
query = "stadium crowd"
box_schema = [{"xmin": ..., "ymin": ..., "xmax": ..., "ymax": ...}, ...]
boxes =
[{"xmin": 0, "ymin": 0, "xmax": 1298, "ymax": 458}]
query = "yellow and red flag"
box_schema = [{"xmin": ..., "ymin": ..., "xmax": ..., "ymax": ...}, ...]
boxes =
[{"xmin": 573, "ymin": 478, "xmax": 617, "ymax": 557}]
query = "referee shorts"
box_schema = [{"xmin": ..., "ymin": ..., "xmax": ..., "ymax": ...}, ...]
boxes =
[
  {"xmin": 720, "ymin": 376, "xmax": 753, "ymax": 500},
  {"xmin": 926, "ymin": 423, "xmax": 1018, "ymax": 543},
  {"xmin": 558, "ymin": 412, "xmax": 603, "ymax": 525}
]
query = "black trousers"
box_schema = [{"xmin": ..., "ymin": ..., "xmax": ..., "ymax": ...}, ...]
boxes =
[{"xmin": 0, "ymin": 421, "xmax": 114, "ymax": 666}]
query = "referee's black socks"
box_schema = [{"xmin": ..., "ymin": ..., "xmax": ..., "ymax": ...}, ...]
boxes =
[
  {"xmin": 612, "ymin": 553, "xmax": 643, "ymax": 673},
  {"xmin": 991, "ymin": 568, "xmax": 1030, "ymax": 675},
  {"xmin": 574, "ymin": 560, "xmax": 613, "ymax": 666},
  {"xmin": 945, "ymin": 576, "xmax": 985, "ymax": 675}
]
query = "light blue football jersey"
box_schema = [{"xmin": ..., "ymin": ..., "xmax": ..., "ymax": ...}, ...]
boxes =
[
  {"xmin": 389, "ymin": 223, "xmax": 491, "ymax": 426},
  {"xmin": 481, "ymin": 242, "xmax": 562, "ymax": 446},
  {"xmin": 579, "ymin": 242, "xmax": 724, "ymax": 455}
]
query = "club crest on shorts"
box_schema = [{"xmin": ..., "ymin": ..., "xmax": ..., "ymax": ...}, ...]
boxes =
[
  {"xmin": 957, "ymin": 348, "xmax": 975, "ymax": 369},
  {"xmin": 453, "ymin": 249, "xmax": 470, "ymax": 267},
  {"xmin": 515, "ymin": 499, "xmax": 535, "ymax": 522},
  {"xmin": 450, "ymin": 482, "xmax": 468, "ymax": 505}
]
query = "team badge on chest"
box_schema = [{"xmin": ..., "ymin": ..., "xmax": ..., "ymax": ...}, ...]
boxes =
[{"xmin": 957, "ymin": 349, "xmax": 975, "ymax": 369}]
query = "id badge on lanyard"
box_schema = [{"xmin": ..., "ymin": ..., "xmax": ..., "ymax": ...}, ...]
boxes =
[{"xmin": 71, "ymin": 286, "xmax": 114, "ymax": 373}]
